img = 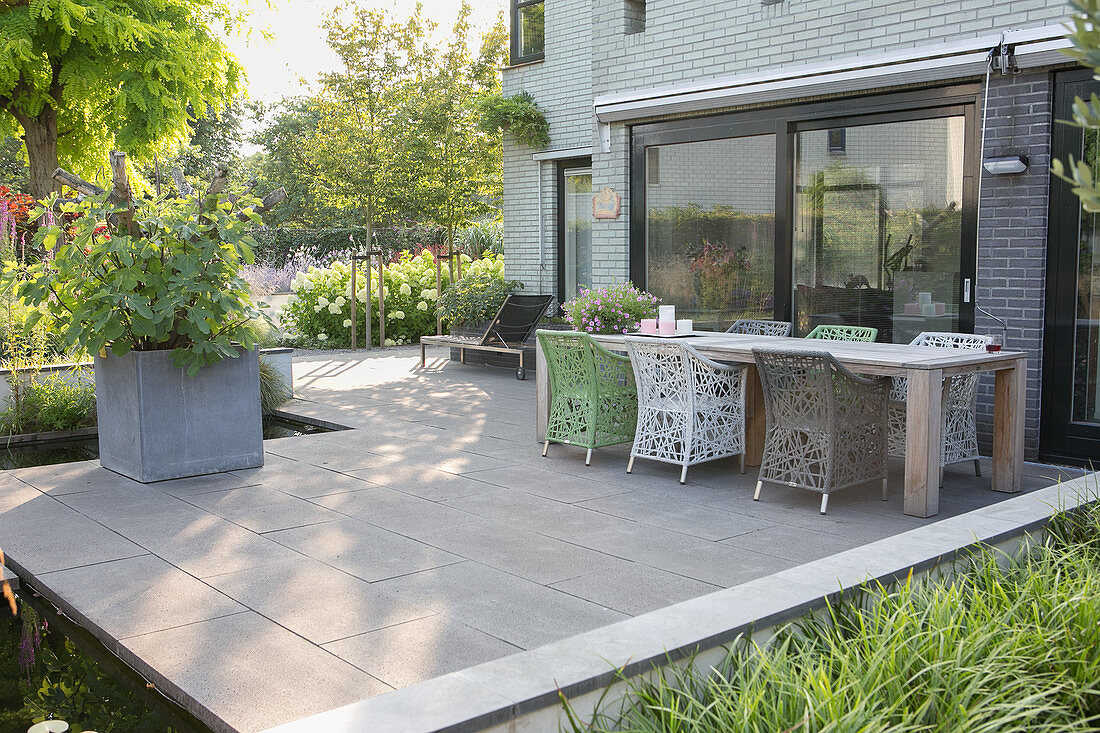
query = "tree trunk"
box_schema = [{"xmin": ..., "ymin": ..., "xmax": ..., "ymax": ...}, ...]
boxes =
[{"xmin": 17, "ymin": 105, "xmax": 60, "ymax": 200}]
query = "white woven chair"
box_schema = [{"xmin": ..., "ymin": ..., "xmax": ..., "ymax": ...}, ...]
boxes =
[
  {"xmin": 726, "ymin": 319, "xmax": 793, "ymax": 337},
  {"xmin": 888, "ymin": 331, "xmax": 990, "ymax": 480},
  {"xmin": 624, "ymin": 337, "xmax": 748, "ymax": 484}
]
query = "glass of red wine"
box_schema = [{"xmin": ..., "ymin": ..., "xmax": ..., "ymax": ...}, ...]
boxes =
[{"xmin": 986, "ymin": 333, "xmax": 1003, "ymax": 353}]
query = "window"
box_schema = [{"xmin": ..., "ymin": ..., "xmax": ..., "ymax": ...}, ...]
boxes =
[
  {"xmin": 625, "ymin": 0, "xmax": 646, "ymax": 34},
  {"xmin": 511, "ymin": 0, "xmax": 544, "ymax": 64}
]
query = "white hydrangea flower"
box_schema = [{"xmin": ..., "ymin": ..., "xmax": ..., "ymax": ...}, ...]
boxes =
[
  {"xmin": 328, "ymin": 302, "xmax": 341, "ymax": 314},
  {"xmin": 302, "ymin": 280, "xmax": 315, "ymax": 292},
  {"xmin": 334, "ymin": 296, "xmax": 346, "ymax": 307},
  {"xmin": 313, "ymin": 304, "xmax": 323, "ymax": 312},
  {"xmin": 393, "ymin": 310, "xmax": 405, "ymax": 319},
  {"xmin": 356, "ymin": 289, "xmax": 368, "ymax": 302},
  {"xmin": 342, "ymin": 319, "xmax": 352, "ymax": 327},
  {"xmin": 399, "ymin": 283, "xmax": 412, "ymax": 296},
  {"xmin": 416, "ymin": 301, "xmax": 428, "ymax": 311},
  {"xmin": 317, "ymin": 333, "xmax": 328, "ymax": 341},
  {"xmin": 383, "ymin": 338, "xmax": 395, "ymax": 346},
  {"xmin": 420, "ymin": 288, "xmax": 434, "ymax": 299},
  {"xmin": 317, "ymin": 296, "xmax": 330, "ymax": 308}
]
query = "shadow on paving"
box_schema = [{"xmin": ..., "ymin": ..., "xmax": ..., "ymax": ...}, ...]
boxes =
[{"xmin": 0, "ymin": 347, "xmax": 1084, "ymax": 732}]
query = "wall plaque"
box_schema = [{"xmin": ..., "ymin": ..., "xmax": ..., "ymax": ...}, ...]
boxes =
[{"xmin": 592, "ymin": 187, "xmax": 621, "ymax": 219}]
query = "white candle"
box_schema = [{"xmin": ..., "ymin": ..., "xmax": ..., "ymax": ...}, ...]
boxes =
[
  {"xmin": 676, "ymin": 319, "xmax": 693, "ymax": 334},
  {"xmin": 658, "ymin": 305, "xmax": 676, "ymax": 323}
]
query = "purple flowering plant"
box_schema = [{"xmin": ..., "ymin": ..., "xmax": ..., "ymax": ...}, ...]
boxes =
[{"xmin": 562, "ymin": 282, "xmax": 659, "ymax": 334}]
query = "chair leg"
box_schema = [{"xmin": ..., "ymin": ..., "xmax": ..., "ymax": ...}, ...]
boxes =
[
  {"xmin": 973, "ymin": 458, "xmax": 982, "ymax": 477},
  {"xmin": 753, "ymin": 481, "xmax": 763, "ymax": 501},
  {"xmin": 680, "ymin": 464, "xmax": 688, "ymax": 485},
  {"xmin": 939, "ymin": 466, "xmax": 944, "ymax": 489},
  {"xmin": 542, "ymin": 440, "xmax": 550, "ymax": 457},
  {"xmin": 819, "ymin": 493, "xmax": 829, "ymax": 515},
  {"xmin": 627, "ymin": 455, "xmax": 635, "ymax": 474},
  {"xmin": 739, "ymin": 453, "xmax": 745, "ymax": 475},
  {"xmin": 585, "ymin": 448, "xmax": 592, "ymax": 466},
  {"xmin": 881, "ymin": 477, "xmax": 888, "ymax": 501}
]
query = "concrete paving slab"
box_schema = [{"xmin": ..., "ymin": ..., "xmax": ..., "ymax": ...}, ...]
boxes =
[
  {"xmin": 442, "ymin": 487, "xmax": 631, "ymax": 539},
  {"xmin": 577, "ymin": 489, "xmax": 774, "ymax": 541},
  {"xmin": 264, "ymin": 517, "xmax": 464, "ymax": 582},
  {"xmin": 415, "ymin": 516, "xmax": 623, "ymax": 585},
  {"xmin": 373, "ymin": 561, "xmax": 628, "ymax": 650},
  {"xmin": 358, "ymin": 464, "xmax": 501, "ymax": 501},
  {"xmin": 465, "ymin": 464, "xmax": 632, "ymax": 503},
  {"xmin": 206, "ymin": 557, "xmax": 435, "ymax": 644},
  {"xmin": 121, "ymin": 611, "xmax": 391, "ymax": 733},
  {"xmin": 36, "ymin": 554, "xmax": 246, "ymax": 639},
  {"xmin": 138, "ymin": 514, "xmax": 307, "ymax": 579},
  {"xmin": 721, "ymin": 523, "xmax": 868, "ymax": 563},
  {"xmin": 323, "ymin": 614, "xmax": 522, "ymax": 688},
  {"xmin": 185, "ymin": 485, "xmax": 342, "ymax": 533},
  {"xmin": 229, "ymin": 456, "xmax": 380, "ymax": 499},
  {"xmin": 11, "ymin": 460, "xmax": 144, "ymax": 495},
  {"xmin": 549, "ymin": 562, "xmax": 722, "ymax": 616},
  {"xmin": 313, "ymin": 485, "xmax": 483, "ymax": 539}
]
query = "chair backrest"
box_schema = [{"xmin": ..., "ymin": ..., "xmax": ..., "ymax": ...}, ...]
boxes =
[
  {"xmin": 910, "ymin": 331, "xmax": 990, "ymax": 350},
  {"xmin": 804, "ymin": 324, "xmax": 878, "ymax": 342},
  {"xmin": 482, "ymin": 294, "xmax": 555, "ymax": 347},
  {"xmin": 727, "ymin": 319, "xmax": 793, "ymax": 337},
  {"xmin": 752, "ymin": 348, "xmax": 844, "ymax": 432},
  {"xmin": 537, "ymin": 330, "xmax": 634, "ymax": 396},
  {"xmin": 625, "ymin": 338, "xmax": 693, "ymax": 413}
]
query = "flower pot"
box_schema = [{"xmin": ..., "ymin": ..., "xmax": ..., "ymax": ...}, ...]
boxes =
[{"xmin": 94, "ymin": 347, "xmax": 263, "ymax": 483}]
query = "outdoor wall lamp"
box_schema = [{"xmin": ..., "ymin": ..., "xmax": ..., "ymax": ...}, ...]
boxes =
[{"xmin": 983, "ymin": 155, "xmax": 1029, "ymax": 175}]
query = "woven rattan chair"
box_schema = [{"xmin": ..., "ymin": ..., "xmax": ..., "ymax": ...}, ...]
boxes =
[
  {"xmin": 726, "ymin": 319, "xmax": 793, "ymax": 337},
  {"xmin": 752, "ymin": 347, "xmax": 890, "ymax": 514},
  {"xmin": 804, "ymin": 324, "xmax": 878, "ymax": 342},
  {"xmin": 888, "ymin": 331, "xmax": 990, "ymax": 480},
  {"xmin": 537, "ymin": 330, "xmax": 638, "ymax": 466},
  {"xmin": 624, "ymin": 338, "xmax": 748, "ymax": 484}
]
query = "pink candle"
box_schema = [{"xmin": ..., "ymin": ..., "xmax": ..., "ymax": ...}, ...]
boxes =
[
  {"xmin": 658, "ymin": 320, "xmax": 675, "ymax": 336},
  {"xmin": 640, "ymin": 319, "xmax": 657, "ymax": 334}
]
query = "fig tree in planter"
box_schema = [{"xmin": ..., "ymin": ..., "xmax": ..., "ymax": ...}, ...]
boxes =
[{"xmin": 4, "ymin": 151, "xmax": 287, "ymax": 482}]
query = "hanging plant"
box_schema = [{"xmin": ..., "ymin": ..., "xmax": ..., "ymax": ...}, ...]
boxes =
[{"xmin": 479, "ymin": 91, "xmax": 551, "ymax": 149}]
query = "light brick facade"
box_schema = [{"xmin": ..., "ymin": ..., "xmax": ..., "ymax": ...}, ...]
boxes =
[{"xmin": 502, "ymin": 0, "xmax": 1075, "ymax": 459}]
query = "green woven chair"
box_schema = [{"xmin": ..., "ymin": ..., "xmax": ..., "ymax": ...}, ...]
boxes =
[
  {"xmin": 537, "ymin": 330, "xmax": 638, "ymax": 466},
  {"xmin": 804, "ymin": 324, "xmax": 878, "ymax": 342}
]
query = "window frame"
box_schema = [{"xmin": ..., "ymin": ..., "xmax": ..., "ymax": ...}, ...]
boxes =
[
  {"xmin": 511, "ymin": 0, "xmax": 545, "ymax": 65},
  {"xmin": 629, "ymin": 83, "xmax": 982, "ymax": 335}
]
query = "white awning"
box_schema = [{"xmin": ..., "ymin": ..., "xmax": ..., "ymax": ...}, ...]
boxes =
[
  {"xmin": 593, "ymin": 24, "xmax": 1073, "ymax": 123},
  {"xmin": 531, "ymin": 146, "xmax": 593, "ymax": 161}
]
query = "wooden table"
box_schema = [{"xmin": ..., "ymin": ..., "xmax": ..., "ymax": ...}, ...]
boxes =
[{"xmin": 534, "ymin": 332, "xmax": 1026, "ymax": 518}]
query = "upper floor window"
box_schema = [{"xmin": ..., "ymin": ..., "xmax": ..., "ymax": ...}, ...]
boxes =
[{"xmin": 512, "ymin": 0, "xmax": 544, "ymax": 64}]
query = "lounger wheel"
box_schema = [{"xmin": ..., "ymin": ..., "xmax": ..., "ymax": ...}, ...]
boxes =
[{"xmin": 515, "ymin": 366, "xmax": 526, "ymax": 380}]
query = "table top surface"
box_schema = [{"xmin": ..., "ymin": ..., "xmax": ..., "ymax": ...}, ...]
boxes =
[{"xmin": 586, "ymin": 332, "xmax": 1026, "ymax": 372}]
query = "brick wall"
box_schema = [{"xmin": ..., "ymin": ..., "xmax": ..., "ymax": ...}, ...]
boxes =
[{"xmin": 974, "ymin": 71, "xmax": 1052, "ymax": 459}]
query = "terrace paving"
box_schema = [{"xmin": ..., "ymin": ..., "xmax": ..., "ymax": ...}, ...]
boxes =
[{"xmin": 0, "ymin": 347, "xmax": 1085, "ymax": 732}]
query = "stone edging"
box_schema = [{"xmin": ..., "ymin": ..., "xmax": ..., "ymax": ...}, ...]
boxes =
[{"xmin": 261, "ymin": 474, "xmax": 1099, "ymax": 733}]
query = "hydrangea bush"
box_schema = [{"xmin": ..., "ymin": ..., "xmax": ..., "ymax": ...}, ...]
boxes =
[
  {"xmin": 282, "ymin": 251, "xmax": 508, "ymax": 347},
  {"xmin": 562, "ymin": 282, "xmax": 660, "ymax": 334}
]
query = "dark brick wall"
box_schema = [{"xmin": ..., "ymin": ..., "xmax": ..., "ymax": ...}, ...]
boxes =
[{"xmin": 974, "ymin": 70, "xmax": 1053, "ymax": 460}]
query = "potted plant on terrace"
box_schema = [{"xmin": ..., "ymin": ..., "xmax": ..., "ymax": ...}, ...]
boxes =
[{"xmin": 3, "ymin": 151, "xmax": 286, "ymax": 482}]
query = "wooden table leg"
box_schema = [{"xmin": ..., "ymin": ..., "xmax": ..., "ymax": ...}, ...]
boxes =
[
  {"xmin": 904, "ymin": 368, "xmax": 943, "ymax": 518},
  {"xmin": 744, "ymin": 364, "xmax": 765, "ymax": 467},
  {"xmin": 992, "ymin": 357, "xmax": 1026, "ymax": 494},
  {"xmin": 535, "ymin": 337, "xmax": 549, "ymax": 442}
]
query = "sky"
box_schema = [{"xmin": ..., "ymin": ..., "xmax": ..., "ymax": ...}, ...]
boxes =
[{"xmin": 226, "ymin": 0, "xmax": 508, "ymax": 106}]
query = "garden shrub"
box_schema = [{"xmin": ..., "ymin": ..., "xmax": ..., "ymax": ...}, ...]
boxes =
[
  {"xmin": 0, "ymin": 371, "xmax": 96, "ymax": 434},
  {"xmin": 436, "ymin": 255, "xmax": 519, "ymax": 326},
  {"xmin": 251, "ymin": 222, "xmax": 447, "ymax": 267},
  {"xmin": 567, "ymin": 500, "xmax": 1100, "ymax": 733},
  {"xmin": 282, "ymin": 251, "xmax": 508, "ymax": 347},
  {"xmin": 258, "ymin": 356, "xmax": 293, "ymax": 415}
]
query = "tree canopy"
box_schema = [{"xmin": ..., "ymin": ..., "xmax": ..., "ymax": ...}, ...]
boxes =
[
  {"xmin": 0, "ymin": 0, "xmax": 244, "ymax": 197},
  {"xmin": 247, "ymin": 2, "xmax": 507, "ymax": 234}
]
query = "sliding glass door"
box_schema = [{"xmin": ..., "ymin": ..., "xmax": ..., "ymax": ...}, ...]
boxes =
[
  {"xmin": 559, "ymin": 163, "xmax": 593, "ymax": 300},
  {"xmin": 630, "ymin": 87, "xmax": 978, "ymax": 339},
  {"xmin": 793, "ymin": 115, "xmax": 967, "ymax": 342}
]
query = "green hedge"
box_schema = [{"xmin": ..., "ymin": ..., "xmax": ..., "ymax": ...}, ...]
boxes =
[{"xmin": 253, "ymin": 223, "xmax": 447, "ymax": 266}]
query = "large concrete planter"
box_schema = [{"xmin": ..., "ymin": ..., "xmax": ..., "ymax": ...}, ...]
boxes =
[{"xmin": 94, "ymin": 347, "xmax": 263, "ymax": 482}]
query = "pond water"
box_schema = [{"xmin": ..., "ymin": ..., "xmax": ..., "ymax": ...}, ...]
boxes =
[
  {"xmin": 0, "ymin": 416, "xmax": 346, "ymax": 471},
  {"xmin": 0, "ymin": 590, "xmax": 213, "ymax": 733}
]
